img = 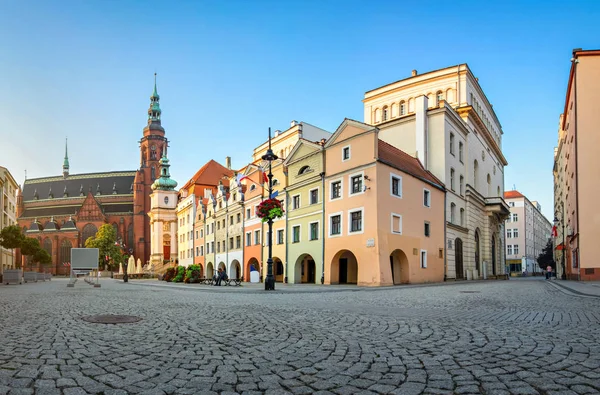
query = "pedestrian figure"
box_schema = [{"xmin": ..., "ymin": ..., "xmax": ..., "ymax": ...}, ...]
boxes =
[
  {"xmin": 214, "ymin": 268, "xmax": 222, "ymax": 286},
  {"xmin": 546, "ymin": 265, "xmax": 552, "ymax": 280}
]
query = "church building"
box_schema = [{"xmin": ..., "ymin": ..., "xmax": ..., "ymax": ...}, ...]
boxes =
[{"xmin": 16, "ymin": 78, "xmax": 168, "ymax": 273}]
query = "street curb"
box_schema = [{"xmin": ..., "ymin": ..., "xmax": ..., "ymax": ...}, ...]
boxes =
[{"xmin": 545, "ymin": 280, "xmax": 600, "ymax": 299}]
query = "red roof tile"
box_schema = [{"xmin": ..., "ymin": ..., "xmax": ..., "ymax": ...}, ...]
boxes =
[
  {"xmin": 181, "ymin": 160, "xmax": 234, "ymax": 192},
  {"xmin": 377, "ymin": 140, "xmax": 443, "ymax": 189},
  {"xmin": 504, "ymin": 190, "xmax": 524, "ymax": 199}
]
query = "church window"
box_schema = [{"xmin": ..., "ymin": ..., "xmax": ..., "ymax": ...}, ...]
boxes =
[
  {"xmin": 151, "ymin": 167, "xmax": 156, "ymax": 181},
  {"xmin": 82, "ymin": 224, "xmax": 98, "ymax": 245},
  {"xmin": 127, "ymin": 223, "xmax": 134, "ymax": 251},
  {"xmin": 60, "ymin": 240, "xmax": 72, "ymax": 265},
  {"xmin": 43, "ymin": 238, "xmax": 52, "ymax": 257}
]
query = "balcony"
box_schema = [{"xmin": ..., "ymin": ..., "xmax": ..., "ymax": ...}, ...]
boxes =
[{"xmin": 484, "ymin": 196, "xmax": 511, "ymax": 221}]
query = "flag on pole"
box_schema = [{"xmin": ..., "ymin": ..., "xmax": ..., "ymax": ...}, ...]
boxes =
[{"xmin": 551, "ymin": 225, "xmax": 558, "ymax": 238}]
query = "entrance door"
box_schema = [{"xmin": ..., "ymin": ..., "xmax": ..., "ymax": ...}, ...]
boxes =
[
  {"xmin": 455, "ymin": 238, "xmax": 464, "ymax": 279},
  {"xmin": 389, "ymin": 255, "xmax": 395, "ymax": 281},
  {"xmin": 339, "ymin": 258, "xmax": 348, "ymax": 284},
  {"xmin": 163, "ymin": 244, "xmax": 170, "ymax": 261},
  {"xmin": 475, "ymin": 232, "xmax": 480, "ymax": 272},
  {"xmin": 307, "ymin": 259, "xmax": 315, "ymax": 283},
  {"xmin": 492, "ymin": 236, "xmax": 497, "ymax": 275}
]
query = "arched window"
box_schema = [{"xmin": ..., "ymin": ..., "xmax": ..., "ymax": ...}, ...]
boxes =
[
  {"xmin": 112, "ymin": 223, "xmax": 119, "ymax": 240},
  {"xmin": 82, "ymin": 224, "xmax": 98, "ymax": 245},
  {"xmin": 382, "ymin": 106, "xmax": 388, "ymax": 121},
  {"xmin": 374, "ymin": 108, "xmax": 381, "ymax": 123},
  {"xmin": 43, "ymin": 238, "xmax": 52, "ymax": 256},
  {"xmin": 250, "ymin": 184, "xmax": 256, "ymax": 191},
  {"xmin": 298, "ymin": 165, "xmax": 311, "ymax": 175},
  {"xmin": 497, "ymin": 186, "xmax": 501, "ymax": 196},
  {"xmin": 127, "ymin": 223, "xmax": 134, "ymax": 252},
  {"xmin": 459, "ymin": 175, "xmax": 464, "ymax": 196},
  {"xmin": 390, "ymin": 103, "xmax": 397, "ymax": 118},
  {"xmin": 450, "ymin": 203, "xmax": 456, "ymax": 224},
  {"xmin": 460, "ymin": 208, "xmax": 465, "ymax": 226},
  {"xmin": 473, "ymin": 160, "xmax": 479, "ymax": 190},
  {"xmin": 436, "ymin": 91, "xmax": 443, "ymax": 106},
  {"xmin": 450, "ymin": 168, "xmax": 455, "ymax": 191},
  {"xmin": 60, "ymin": 240, "xmax": 72, "ymax": 264},
  {"xmin": 400, "ymin": 101, "xmax": 406, "ymax": 116},
  {"xmin": 487, "ymin": 174, "xmax": 492, "ymax": 196}
]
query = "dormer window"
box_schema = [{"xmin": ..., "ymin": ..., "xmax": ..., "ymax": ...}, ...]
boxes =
[
  {"xmin": 342, "ymin": 146, "xmax": 350, "ymax": 161},
  {"xmin": 298, "ymin": 165, "xmax": 311, "ymax": 175}
]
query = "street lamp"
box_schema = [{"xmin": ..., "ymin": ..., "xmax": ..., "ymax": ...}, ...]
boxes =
[
  {"xmin": 262, "ymin": 127, "xmax": 278, "ymax": 291},
  {"xmin": 553, "ymin": 215, "xmax": 566, "ymax": 280}
]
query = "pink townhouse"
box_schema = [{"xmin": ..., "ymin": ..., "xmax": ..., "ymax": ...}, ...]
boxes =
[{"xmin": 324, "ymin": 119, "xmax": 445, "ymax": 286}]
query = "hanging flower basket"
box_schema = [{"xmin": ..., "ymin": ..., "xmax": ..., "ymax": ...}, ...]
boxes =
[{"xmin": 256, "ymin": 198, "xmax": 284, "ymax": 223}]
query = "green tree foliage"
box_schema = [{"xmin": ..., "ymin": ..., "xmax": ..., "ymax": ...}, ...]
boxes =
[
  {"xmin": 33, "ymin": 247, "xmax": 52, "ymax": 266},
  {"xmin": 20, "ymin": 238, "xmax": 44, "ymax": 269},
  {"xmin": 537, "ymin": 239, "xmax": 555, "ymax": 271},
  {"xmin": 0, "ymin": 225, "xmax": 25, "ymax": 268},
  {"xmin": 84, "ymin": 224, "xmax": 123, "ymax": 270}
]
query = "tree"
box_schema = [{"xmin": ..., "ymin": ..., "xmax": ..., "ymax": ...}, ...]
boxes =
[
  {"xmin": 20, "ymin": 237, "xmax": 49, "ymax": 270},
  {"xmin": 0, "ymin": 225, "xmax": 25, "ymax": 268},
  {"xmin": 84, "ymin": 224, "xmax": 123, "ymax": 271},
  {"xmin": 537, "ymin": 239, "xmax": 555, "ymax": 271}
]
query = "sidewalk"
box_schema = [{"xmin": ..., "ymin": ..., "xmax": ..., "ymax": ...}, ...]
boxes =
[{"xmin": 546, "ymin": 278, "xmax": 600, "ymax": 298}]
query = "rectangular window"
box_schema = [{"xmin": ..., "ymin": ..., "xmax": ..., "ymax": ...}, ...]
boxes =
[
  {"xmin": 512, "ymin": 213, "xmax": 518, "ymax": 222},
  {"xmin": 330, "ymin": 214, "xmax": 341, "ymax": 236},
  {"xmin": 507, "ymin": 245, "xmax": 513, "ymax": 255},
  {"xmin": 277, "ymin": 229, "xmax": 284, "ymax": 244},
  {"xmin": 292, "ymin": 195, "xmax": 300, "ymax": 209},
  {"xmin": 460, "ymin": 175, "xmax": 464, "ymax": 196},
  {"xmin": 292, "ymin": 225, "xmax": 300, "ymax": 243},
  {"xmin": 514, "ymin": 244, "xmax": 519, "ymax": 255},
  {"xmin": 342, "ymin": 146, "xmax": 350, "ymax": 161},
  {"xmin": 246, "ymin": 232, "xmax": 251, "ymax": 246},
  {"xmin": 450, "ymin": 133, "xmax": 455, "ymax": 155},
  {"xmin": 246, "ymin": 208, "xmax": 251, "ymax": 218},
  {"xmin": 459, "ymin": 142, "xmax": 464, "ymax": 163},
  {"xmin": 217, "ymin": 242, "xmax": 221, "ymax": 253},
  {"xmin": 230, "ymin": 215, "xmax": 233, "ymax": 225},
  {"xmin": 351, "ymin": 175, "xmax": 362, "ymax": 194},
  {"xmin": 222, "ymin": 219, "xmax": 225, "ymax": 228},
  {"xmin": 420, "ymin": 250, "xmax": 427, "ymax": 268},
  {"xmin": 195, "ymin": 231, "xmax": 198, "ymax": 239},
  {"xmin": 237, "ymin": 213, "xmax": 241, "ymax": 223},
  {"xmin": 424, "ymin": 222, "xmax": 430, "ymax": 237},
  {"xmin": 217, "ymin": 222, "xmax": 220, "ymax": 230},
  {"xmin": 391, "ymin": 175, "xmax": 402, "ymax": 197},
  {"xmin": 350, "ymin": 210, "xmax": 363, "ymax": 233},
  {"xmin": 211, "ymin": 241, "xmax": 214, "ymax": 253},
  {"xmin": 254, "ymin": 230, "xmax": 260, "ymax": 245},
  {"xmin": 309, "ymin": 189, "xmax": 318, "ymax": 205},
  {"xmin": 196, "ymin": 247, "xmax": 199, "ymax": 256},
  {"xmin": 450, "ymin": 168, "xmax": 455, "ymax": 191},
  {"xmin": 513, "ymin": 229, "xmax": 519, "ymax": 238},
  {"xmin": 229, "ymin": 238, "xmax": 234, "ymax": 249},
  {"xmin": 310, "ymin": 222, "xmax": 319, "ymax": 241},
  {"xmin": 331, "ymin": 181, "xmax": 342, "ymax": 199},
  {"xmin": 507, "ymin": 229, "xmax": 512, "ymax": 238},
  {"xmin": 222, "ymin": 240, "xmax": 225, "ymax": 251},
  {"xmin": 423, "ymin": 189, "xmax": 431, "ymax": 207},
  {"xmin": 391, "ymin": 214, "xmax": 402, "ymax": 234},
  {"xmin": 200, "ymin": 246, "xmax": 204, "ymax": 256}
]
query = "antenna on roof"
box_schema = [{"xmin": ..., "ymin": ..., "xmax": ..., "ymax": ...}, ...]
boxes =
[
  {"xmin": 513, "ymin": 184, "xmax": 516, "ymax": 190},
  {"xmin": 24, "ymin": 169, "xmax": 27, "ymax": 181}
]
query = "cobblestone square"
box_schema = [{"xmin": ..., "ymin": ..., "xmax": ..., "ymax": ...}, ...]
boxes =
[{"xmin": 1, "ymin": 278, "xmax": 599, "ymax": 395}]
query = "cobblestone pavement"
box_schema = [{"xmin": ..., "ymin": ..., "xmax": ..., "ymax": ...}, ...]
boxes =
[{"xmin": 1, "ymin": 278, "xmax": 599, "ymax": 395}]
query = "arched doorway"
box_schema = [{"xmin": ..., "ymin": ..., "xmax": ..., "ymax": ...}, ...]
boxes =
[
  {"xmin": 295, "ymin": 254, "xmax": 316, "ymax": 284},
  {"xmin": 330, "ymin": 250, "xmax": 358, "ymax": 284},
  {"xmin": 475, "ymin": 230, "xmax": 481, "ymax": 274},
  {"xmin": 163, "ymin": 234, "xmax": 171, "ymax": 261},
  {"xmin": 455, "ymin": 238, "xmax": 464, "ymax": 279},
  {"xmin": 273, "ymin": 257, "xmax": 284, "ymax": 282},
  {"xmin": 206, "ymin": 262, "xmax": 214, "ymax": 279},
  {"xmin": 229, "ymin": 260, "xmax": 241, "ymax": 280},
  {"xmin": 389, "ymin": 249, "xmax": 409, "ymax": 284},
  {"xmin": 246, "ymin": 257, "xmax": 260, "ymax": 282},
  {"xmin": 491, "ymin": 234, "xmax": 497, "ymax": 276}
]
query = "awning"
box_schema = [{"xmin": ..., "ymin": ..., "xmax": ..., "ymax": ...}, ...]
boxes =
[{"xmin": 555, "ymin": 243, "xmax": 565, "ymax": 251}]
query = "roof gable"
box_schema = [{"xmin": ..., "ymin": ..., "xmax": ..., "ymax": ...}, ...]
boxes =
[
  {"xmin": 76, "ymin": 193, "xmax": 106, "ymax": 222},
  {"xmin": 377, "ymin": 140, "xmax": 444, "ymax": 189},
  {"xmin": 325, "ymin": 118, "xmax": 376, "ymax": 148},
  {"xmin": 283, "ymin": 139, "xmax": 322, "ymax": 166}
]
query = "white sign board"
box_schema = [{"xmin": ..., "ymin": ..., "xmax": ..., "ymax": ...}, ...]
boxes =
[
  {"xmin": 71, "ymin": 248, "xmax": 99, "ymax": 270},
  {"xmin": 366, "ymin": 238, "xmax": 375, "ymax": 248}
]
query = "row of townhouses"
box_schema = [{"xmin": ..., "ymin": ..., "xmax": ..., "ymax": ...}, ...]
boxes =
[{"xmin": 148, "ymin": 64, "xmax": 511, "ymax": 286}]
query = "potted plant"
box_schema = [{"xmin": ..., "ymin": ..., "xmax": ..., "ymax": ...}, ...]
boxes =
[{"xmin": 256, "ymin": 198, "xmax": 285, "ymax": 223}]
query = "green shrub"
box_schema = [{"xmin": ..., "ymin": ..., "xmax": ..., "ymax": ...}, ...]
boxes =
[
  {"xmin": 172, "ymin": 266, "xmax": 186, "ymax": 283},
  {"xmin": 184, "ymin": 264, "xmax": 202, "ymax": 283},
  {"xmin": 164, "ymin": 267, "xmax": 176, "ymax": 282}
]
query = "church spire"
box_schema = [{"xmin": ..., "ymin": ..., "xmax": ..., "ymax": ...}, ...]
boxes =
[
  {"xmin": 63, "ymin": 137, "xmax": 69, "ymax": 178},
  {"xmin": 148, "ymin": 73, "xmax": 162, "ymax": 124},
  {"xmin": 151, "ymin": 152, "xmax": 177, "ymax": 191}
]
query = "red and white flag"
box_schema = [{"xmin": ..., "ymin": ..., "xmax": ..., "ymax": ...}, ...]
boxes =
[{"xmin": 551, "ymin": 225, "xmax": 558, "ymax": 238}]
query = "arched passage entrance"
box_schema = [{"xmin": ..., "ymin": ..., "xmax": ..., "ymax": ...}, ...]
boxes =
[
  {"xmin": 389, "ymin": 249, "xmax": 409, "ymax": 284},
  {"xmin": 246, "ymin": 257, "xmax": 260, "ymax": 281},
  {"xmin": 491, "ymin": 234, "xmax": 497, "ymax": 276},
  {"xmin": 206, "ymin": 262, "xmax": 214, "ymax": 279},
  {"xmin": 229, "ymin": 259, "xmax": 241, "ymax": 280},
  {"xmin": 294, "ymin": 254, "xmax": 316, "ymax": 284},
  {"xmin": 455, "ymin": 238, "xmax": 464, "ymax": 279},
  {"xmin": 330, "ymin": 250, "xmax": 358, "ymax": 284},
  {"xmin": 475, "ymin": 230, "xmax": 481, "ymax": 274},
  {"xmin": 273, "ymin": 257, "xmax": 284, "ymax": 282}
]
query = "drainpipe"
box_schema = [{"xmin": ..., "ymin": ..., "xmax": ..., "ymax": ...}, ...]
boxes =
[
  {"xmin": 321, "ymin": 171, "xmax": 325, "ymax": 284},
  {"xmin": 241, "ymin": 200, "xmax": 245, "ymax": 281},
  {"xmin": 572, "ymin": 53, "xmax": 581, "ymax": 281},
  {"xmin": 284, "ymin": 189, "xmax": 289, "ymax": 283},
  {"xmin": 225, "ymin": 199, "xmax": 229, "ymax": 276}
]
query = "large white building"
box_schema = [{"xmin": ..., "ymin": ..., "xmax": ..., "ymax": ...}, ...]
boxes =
[
  {"xmin": 176, "ymin": 192, "xmax": 196, "ymax": 268},
  {"xmin": 363, "ymin": 64, "xmax": 510, "ymax": 280},
  {"xmin": 1, "ymin": 166, "xmax": 19, "ymax": 275}
]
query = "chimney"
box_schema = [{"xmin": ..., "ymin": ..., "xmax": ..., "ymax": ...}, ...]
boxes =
[
  {"xmin": 291, "ymin": 120, "xmax": 298, "ymax": 127},
  {"xmin": 415, "ymin": 95, "xmax": 429, "ymax": 169},
  {"xmin": 411, "ymin": 70, "xmax": 417, "ymax": 77},
  {"xmin": 225, "ymin": 156, "xmax": 231, "ymax": 170}
]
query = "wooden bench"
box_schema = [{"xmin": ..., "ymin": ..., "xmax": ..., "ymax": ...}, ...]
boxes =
[{"xmin": 223, "ymin": 278, "xmax": 242, "ymax": 286}]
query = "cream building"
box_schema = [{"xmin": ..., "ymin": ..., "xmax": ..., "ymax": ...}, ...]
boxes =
[
  {"xmin": 176, "ymin": 192, "xmax": 196, "ymax": 267},
  {"xmin": 252, "ymin": 121, "xmax": 330, "ymax": 162},
  {"xmin": 1, "ymin": 166, "xmax": 19, "ymax": 274},
  {"xmin": 363, "ymin": 65, "xmax": 510, "ymax": 280},
  {"xmin": 148, "ymin": 155, "xmax": 178, "ymax": 269}
]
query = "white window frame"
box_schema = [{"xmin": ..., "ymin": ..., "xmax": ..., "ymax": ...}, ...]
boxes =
[
  {"xmin": 254, "ymin": 229, "xmax": 261, "ymax": 245},
  {"xmin": 328, "ymin": 211, "xmax": 343, "ymax": 238},
  {"xmin": 348, "ymin": 207, "xmax": 365, "ymax": 235},
  {"xmin": 506, "ymin": 229, "xmax": 512, "ymax": 238},
  {"xmin": 424, "ymin": 221, "xmax": 431, "ymax": 237},
  {"xmin": 292, "ymin": 194, "xmax": 301, "ymax": 210},
  {"xmin": 514, "ymin": 244, "xmax": 519, "ymax": 255},
  {"xmin": 391, "ymin": 213, "xmax": 402, "ymax": 235},
  {"xmin": 507, "ymin": 245, "xmax": 513, "ymax": 255},
  {"xmin": 342, "ymin": 145, "xmax": 351, "ymax": 162},
  {"xmin": 329, "ymin": 178, "xmax": 343, "ymax": 201},
  {"xmin": 513, "ymin": 229, "xmax": 519, "ymax": 238},
  {"xmin": 423, "ymin": 188, "xmax": 431, "ymax": 208},
  {"xmin": 390, "ymin": 172, "xmax": 403, "ymax": 199},
  {"xmin": 276, "ymin": 228, "xmax": 284, "ymax": 245},
  {"xmin": 292, "ymin": 225, "xmax": 301, "ymax": 243},
  {"xmin": 450, "ymin": 133, "xmax": 455, "ymax": 155},
  {"xmin": 308, "ymin": 187, "xmax": 319, "ymax": 205},
  {"xmin": 348, "ymin": 171, "xmax": 365, "ymax": 196},
  {"xmin": 420, "ymin": 250, "xmax": 427, "ymax": 268},
  {"xmin": 308, "ymin": 221, "xmax": 320, "ymax": 241},
  {"xmin": 246, "ymin": 231, "xmax": 252, "ymax": 246}
]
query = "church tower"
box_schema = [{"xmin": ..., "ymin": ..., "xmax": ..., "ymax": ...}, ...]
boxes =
[
  {"xmin": 133, "ymin": 74, "xmax": 169, "ymax": 264},
  {"xmin": 148, "ymin": 153, "xmax": 178, "ymax": 269},
  {"xmin": 63, "ymin": 138, "xmax": 69, "ymax": 178}
]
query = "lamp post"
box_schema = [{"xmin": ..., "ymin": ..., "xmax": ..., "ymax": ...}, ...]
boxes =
[
  {"xmin": 554, "ymin": 215, "xmax": 566, "ymax": 280},
  {"xmin": 262, "ymin": 127, "xmax": 278, "ymax": 291}
]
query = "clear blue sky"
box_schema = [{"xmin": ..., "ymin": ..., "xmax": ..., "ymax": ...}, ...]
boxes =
[{"xmin": 1, "ymin": 1, "xmax": 598, "ymax": 221}]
